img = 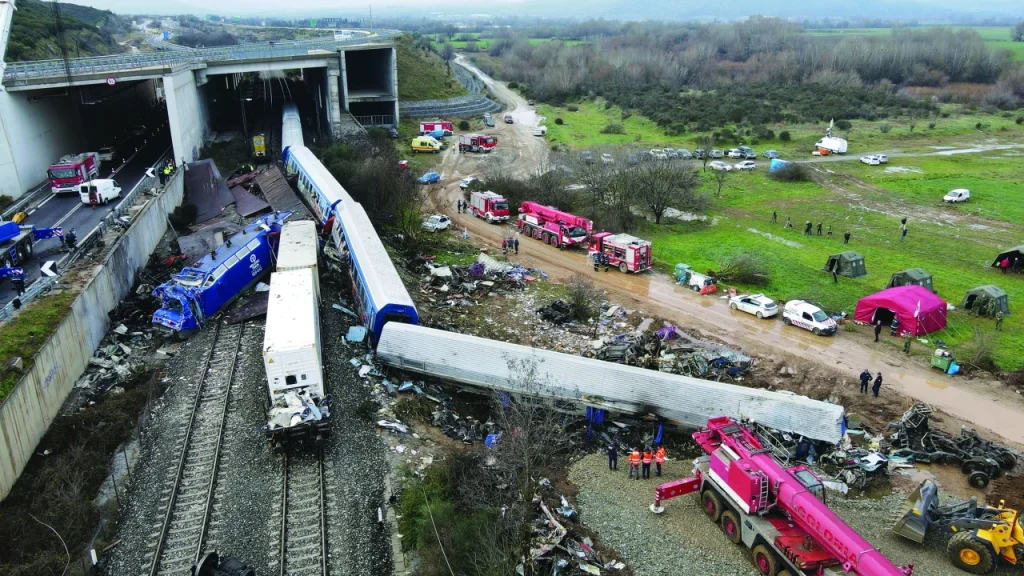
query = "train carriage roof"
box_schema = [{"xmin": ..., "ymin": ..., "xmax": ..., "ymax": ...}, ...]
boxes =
[
  {"xmin": 337, "ymin": 202, "xmax": 416, "ymax": 308},
  {"xmin": 289, "ymin": 146, "xmax": 353, "ymax": 208}
]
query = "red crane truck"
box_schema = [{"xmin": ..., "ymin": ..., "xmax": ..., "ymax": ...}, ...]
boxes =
[
  {"xmin": 652, "ymin": 417, "xmax": 915, "ymax": 576},
  {"xmin": 48, "ymin": 152, "xmax": 100, "ymax": 194},
  {"xmin": 588, "ymin": 232, "xmax": 652, "ymax": 273},
  {"xmin": 469, "ymin": 191, "xmax": 510, "ymax": 223},
  {"xmin": 516, "ymin": 201, "xmax": 592, "ymax": 249},
  {"xmin": 459, "ymin": 133, "xmax": 497, "ymax": 153}
]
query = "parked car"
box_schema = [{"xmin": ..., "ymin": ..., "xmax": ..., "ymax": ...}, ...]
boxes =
[
  {"xmin": 460, "ymin": 176, "xmax": 483, "ymax": 189},
  {"xmin": 739, "ymin": 146, "xmax": 757, "ymax": 159},
  {"xmin": 649, "ymin": 149, "xmax": 668, "ymax": 160},
  {"xmin": 687, "ymin": 272, "xmax": 718, "ymax": 295},
  {"xmin": 418, "ymin": 171, "xmax": 441, "ymax": 184},
  {"xmin": 132, "ymin": 123, "xmax": 147, "ymax": 136},
  {"xmin": 527, "ymin": 100, "xmax": 535, "ymax": 106},
  {"xmin": 98, "ymin": 146, "xmax": 116, "ymax": 163},
  {"xmin": 876, "ymin": 154, "xmax": 889, "ymax": 164},
  {"xmin": 735, "ymin": 160, "xmax": 757, "ymax": 171},
  {"xmin": 726, "ymin": 148, "xmax": 744, "ymax": 159},
  {"xmin": 664, "ymin": 147, "xmax": 677, "ymax": 158},
  {"xmin": 944, "ymin": 188, "xmax": 971, "ymax": 203},
  {"xmin": 782, "ymin": 300, "xmax": 836, "ymax": 336},
  {"xmin": 710, "ymin": 149, "xmax": 724, "ymax": 159},
  {"xmin": 484, "ymin": 116, "xmax": 496, "ymax": 127},
  {"xmin": 762, "ymin": 150, "xmax": 780, "ymax": 159},
  {"xmin": 582, "ymin": 151, "xmax": 594, "ymax": 164},
  {"xmin": 677, "ymin": 149, "xmax": 693, "ymax": 159},
  {"xmin": 533, "ymin": 127, "xmax": 547, "ymax": 136},
  {"xmin": 729, "ymin": 293, "xmax": 778, "ymax": 319},
  {"xmin": 693, "ymin": 149, "xmax": 706, "ymax": 159},
  {"xmin": 504, "ymin": 113, "xmax": 514, "ymax": 124},
  {"xmin": 708, "ymin": 160, "xmax": 733, "ymax": 172},
  {"xmin": 860, "ymin": 155, "xmax": 881, "ymax": 166},
  {"xmin": 422, "ymin": 214, "xmax": 452, "ymax": 232},
  {"xmin": 601, "ymin": 153, "xmax": 614, "ymax": 164}
]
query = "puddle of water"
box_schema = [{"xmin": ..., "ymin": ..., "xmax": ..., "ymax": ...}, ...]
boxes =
[
  {"xmin": 746, "ymin": 228, "xmax": 803, "ymax": 248},
  {"xmin": 664, "ymin": 208, "xmax": 709, "ymax": 222},
  {"xmin": 926, "ymin": 379, "xmax": 948, "ymax": 390},
  {"xmin": 883, "ymin": 166, "xmax": 923, "ymax": 174}
]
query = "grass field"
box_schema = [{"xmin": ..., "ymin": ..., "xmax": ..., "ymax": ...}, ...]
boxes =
[
  {"xmin": 396, "ymin": 36, "xmax": 467, "ymax": 102},
  {"xmin": 0, "ymin": 289, "xmax": 77, "ymax": 402},
  {"xmin": 804, "ymin": 26, "xmax": 1024, "ymax": 60}
]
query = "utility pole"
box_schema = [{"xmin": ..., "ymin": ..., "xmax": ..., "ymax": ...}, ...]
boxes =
[{"xmin": 369, "ymin": 4, "xmax": 373, "ymax": 32}]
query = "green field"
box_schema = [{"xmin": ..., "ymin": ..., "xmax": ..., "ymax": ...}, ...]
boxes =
[
  {"xmin": 804, "ymin": 26, "xmax": 1024, "ymax": 60},
  {"xmin": 396, "ymin": 36, "xmax": 468, "ymax": 101}
]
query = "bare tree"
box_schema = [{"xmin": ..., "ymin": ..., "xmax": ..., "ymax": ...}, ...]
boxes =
[
  {"xmin": 566, "ymin": 273, "xmax": 599, "ymax": 321},
  {"xmin": 712, "ymin": 168, "xmax": 729, "ymax": 198},
  {"xmin": 443, "ymin": 24, "xmax": 458, "ymax": 41},
  {"xmin": 698, "ymin": 135, "xmax": 717, "ymax": 172},
  {"xmin": 636, "ymin": 162, "xmax": 701, "ymax": 224},
  {"xmin": 1013, "ymin": 21, "xmax": 1024, "ymax": 42},
  {"xmin": 440, "ymin": 43, "xmax": 456, "ymax": 66}
]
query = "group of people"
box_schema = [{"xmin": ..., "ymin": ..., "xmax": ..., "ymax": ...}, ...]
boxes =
[
  {"xmin": 501, "ymin": 234, "xmax": 519, "ymax": 255},
  {"xmin": 859, "ymin": 369, "xmax": 884, "ymax": 398},
  {"xmin": 606, "ymin": 438, "xmax": 667, "ymax": 480},
  {"xmin": 157, "ymin": 159, "xmax": 179, "ymax": 186},
  {"xmin": 873, "ymin": 318, "xmax": 915, "ymax": 354},
  {"xmin": 592, "ymin": 251, "xmax": 611, "ymax": 271},
  {"xmin": 455, "ymin": 199, "xmax": 470, "ymax": 214},
  {"xmin": 771, "ymin": 211, "xmax": 851, "ymax": 245},
  {"xmin": 997, "ymin": 256, "xmax": 1021, "ymax": 274}
]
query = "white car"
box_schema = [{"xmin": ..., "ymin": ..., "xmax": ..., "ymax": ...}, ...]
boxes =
[
  {"xmin": 729, "ymin": 294, "xmax": 778, "ymax": 319},
  {"xmin": 876, "ymin": 154, "xmax": 889, "ymax": 164},
  {"xmin": 601, "ymin": 153, "xmax": 614, "ymax": 164},
  {"xmin": 664, "ymin": 147, "xmax": 676, "ymax": 158},
  {"xmin": 459, "ymin": 176, "xmax": 482, "ymax": 189},
  {"xmin": 98, "ymin": 146, "xmax": 116, "ymax": 163},
  {"xmin": 726, "ymin": 148, "xmax": 744, "ymax": 158},
  {"xmin": 860, "ymin": 155, "xmax": 881, "ymax": 166},
  {"xmin": 708, "ymin": 160, "xmax": 733, "ymax": 172},
  {"xmin": 650, "ymin": 149, "xmax": 668, "ymax": 160},
  {"xmin": 422, "ymin": 214, "xmax": 451, "ymax": 232},
  {"xmin": 533, "ymin": 127, "xmax": 547, "ymax": 136},
  {"xmin": 782, "ymin": 300, "xmax": 837, "ymax": 336},
  {"xmin": 944, "ymin": 188, "xmax": 971, "ymax": 203},
  {"xmin": 735, "ymin": 160, "xmax": 756, "ymax": 171}
]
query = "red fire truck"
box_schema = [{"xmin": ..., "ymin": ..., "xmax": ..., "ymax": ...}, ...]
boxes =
[
  {"xmin": 48, "ymin": 152, "xmax": 100, "ymax": 194},
  {"xmin": 470, "ymin": 191, "xmax": 510, "ymax": 223},
  {"xmin": 588, "ymin": 232, "xmax": 652, "ymax": 273},
  {"xmin": 419, "ymin": 121, "xmax": 454, "ymax": 135},
  {"xmin": 517, "ymin": 201, "xmax": 592, "ymax": 249},
  {"xmin": 458, "ymin": 134, "xmax": 497, "ymax": 153}
]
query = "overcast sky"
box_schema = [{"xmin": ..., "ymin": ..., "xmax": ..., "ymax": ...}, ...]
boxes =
[{"xmin": 74, "ymin": 0, "xmax": 1023, "ymax": 19}]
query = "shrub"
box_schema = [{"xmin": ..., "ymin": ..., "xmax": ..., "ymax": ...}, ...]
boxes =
[
  {"xmin": 458, "ymin": 119, "xmax": 470, "ymax": 130},
  {"xmin": 717, "ymin": 254, "xmax": 771, "ymax": 286},
  {"xmin": 768, "ymin": 163, "xmax": 811, "ymax": 183},
  {"xmin": 621, "ymin": 111, "xmax": 632, "ymax": 120},
  {"xmin": 835, "ymin": 119, "xmax": 852, "ymax": 130},
  {"xmin": 1017, "ymin": 116, "xmax": 1024, "ymax": 125},
  {"xmin": 0, "ymin": 194, "xmax": 13, "ymax": 210},
  {"xmin": 600, "ymin": 123, "xmax": 626, "ymax": 134},
  {"xmin": 879, "ymin": 123, "xmax": 893, "ymax": 133},
  {"xmin": 507, "ymin": 81, "xmax": 519, "ymax": 89},
  {"xmin": 928, "ymin": 122, "xmax": 937, "ymax": 129},
  {"xmin": 779, "ymin": 131, "xmax": 791, "ymax": 141},
  {"xmin": 604, "ymin": 100, "xmax": 613, "ymax": 109},
  {"xmin": 554, "ymin": 118, "xmax": 563, "ymax": 125},
  {"xmin": 567, "ymin": 104, "xmax": 579, "ymax": 112}
]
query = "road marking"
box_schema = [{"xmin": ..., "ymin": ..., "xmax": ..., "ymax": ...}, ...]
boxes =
[{"xmin": 54, "ymin": 203, "xmax": 83, "ymax": 227}]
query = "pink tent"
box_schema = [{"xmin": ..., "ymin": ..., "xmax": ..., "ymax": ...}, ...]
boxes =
[{"xmin": 854, "ymin": 285, "xmax": 947, "ymax": 336}]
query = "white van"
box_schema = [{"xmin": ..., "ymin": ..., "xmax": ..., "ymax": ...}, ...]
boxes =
[
  {"xmin": 78, "ymin": 179, "xmax": 122, "ymax": 205},
  {"xmin": 782, "ymin": 300, "xmax": 836, "ymax": 336},
  {"xmin": 944, "ymin": 188, "xmax": 970, "ymax": 203}
]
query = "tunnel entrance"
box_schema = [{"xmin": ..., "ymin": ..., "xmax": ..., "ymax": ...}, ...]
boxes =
[{"xmin": 344, "ymin": 48, "xmax": 393, "ymax": 98}]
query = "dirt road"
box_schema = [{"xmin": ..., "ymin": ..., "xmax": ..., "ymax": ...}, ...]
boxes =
[{"xmin": 435, "ymin": 58, "xmax": 1024, "ymax": 448}]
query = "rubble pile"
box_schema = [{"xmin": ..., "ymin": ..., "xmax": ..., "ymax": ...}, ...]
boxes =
[
  {"xmin": 418, "ymin": 253, "xmax": 547, "ymax": 305},
  {"xmin": 265, "ymin": 390, "xmax": 331, "ymax": 430}
]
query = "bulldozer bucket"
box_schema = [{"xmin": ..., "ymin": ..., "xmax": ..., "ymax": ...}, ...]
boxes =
[{"xmin": 893, "ymin": 480, "xmax": 940, "ymax": 543}]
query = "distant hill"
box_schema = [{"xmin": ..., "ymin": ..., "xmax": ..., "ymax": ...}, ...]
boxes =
[{"xmin": 6, "ymin": 0, "xmax": 127, "ymax": 63}]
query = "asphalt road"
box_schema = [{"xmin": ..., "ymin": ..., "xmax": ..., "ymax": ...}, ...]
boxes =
[{"xmin": 0, "ymin": 126, "xmax": 172, "ymax": 307}]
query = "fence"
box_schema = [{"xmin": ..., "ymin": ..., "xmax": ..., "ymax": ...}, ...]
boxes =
[{"xmin": 352, "ymin": 114, "xmax": 394, "ymax": 126}]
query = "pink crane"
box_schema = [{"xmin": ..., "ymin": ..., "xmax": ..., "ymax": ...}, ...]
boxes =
[{"xmin": 516, "ymin": 201, "xmax": 592, "ymax": 249}]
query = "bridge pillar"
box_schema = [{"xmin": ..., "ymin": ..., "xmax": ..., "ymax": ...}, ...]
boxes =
[
  {"xmin": 338, "ymin": 52, "xmax": 349, "ymax": 111},
  {"xmin": 391, "ymin": 46, "xmax": 400, "ymax": 125},
  {"xmin": 163, "ymin": 68, "xmax": 208, "ymax": 165},
  {"xmin": 326, "ymin": 67, "xmax": 344, "ymax": 140}
]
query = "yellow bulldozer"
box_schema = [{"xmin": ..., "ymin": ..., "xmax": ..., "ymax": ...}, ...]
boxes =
[{"xmin": 894, "ymin": 479, "xmax": 1023, "ymax": 574}]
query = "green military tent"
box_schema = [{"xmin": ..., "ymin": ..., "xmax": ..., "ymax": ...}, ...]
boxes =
[
  {"xmin": 961, "ymin": 285, "xmax": 1009, "ymax": 317},
  {"xmin": 887, "ymin": 268, "xmax": 934, "ymax": 293},
  {"xmin": 823, "ymin": 251, "xmax": 867, "ymax": 279},
  {"xmin": 991, "ymin": 246, "xmax": 1024, "ymax": 269}
]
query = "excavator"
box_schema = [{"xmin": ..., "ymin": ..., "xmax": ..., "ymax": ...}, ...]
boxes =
[{"xmin": 894, "ymin": 479, "xmax": 1024, "ymax": 574}]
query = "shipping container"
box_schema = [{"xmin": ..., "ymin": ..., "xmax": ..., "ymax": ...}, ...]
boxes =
[
  {"xmin": 277, "ymin": 220, "xmax": 320, "ymax": 301},
  {"xmin": 263, "ymin": 269, "xmax": 324, "ymax": 404}
]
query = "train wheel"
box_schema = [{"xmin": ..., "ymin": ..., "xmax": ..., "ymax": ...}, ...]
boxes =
[
  {"xmin": 999, "ymin": 451, "xmax": 1017, "ymax": 470},
  {"xmin": 752, "ymin": 544, "xmax": 779, "ymax": 576},
  {"xmin": 969, "ymin": 471, "xmax": 990, "ymax": 489},
  {"xmin": 701, "ymin": 490, "xmax": 722, "ymax": 522},
  {"xmin": 721, "ymin": 510, "xmax": 741, "ymax": 544},
  {"xmin": 948, "ymin": 531, "xmax": 995, "ymax": 574}
]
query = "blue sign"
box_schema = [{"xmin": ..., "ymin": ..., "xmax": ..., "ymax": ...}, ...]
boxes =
[{"xmin": 162, "ymin": 31, "xmax": 170, "ymax": 40}]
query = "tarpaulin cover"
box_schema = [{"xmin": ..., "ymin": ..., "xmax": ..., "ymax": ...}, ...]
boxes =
[
  {"xmin": 257, "ymin": 167, "xmax": 311, "ymax": 219},
  {"xmin": 229, "ymin": 185, "xmax": 270, "ymax": 217},
  {"xmin": 854, "ymin": 285, "xmax": 947, "ymax": 336}
]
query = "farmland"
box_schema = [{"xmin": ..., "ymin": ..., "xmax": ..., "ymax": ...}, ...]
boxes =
[{"xmin": 806, "ymin": 26, "xmax": 1024, "ymax": 60}]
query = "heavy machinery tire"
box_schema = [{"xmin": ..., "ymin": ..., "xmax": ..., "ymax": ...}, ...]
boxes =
[
  {"xmin": 702, "ymin": 490, "xmax": 723, "ymax": 522},
  {"xmin": 549, "ymin": 236, "xmax": 558, "ymax": 248},
  {"xmin": 998, "ymin": 451, "xmax": 1017, "ymax": 470},
  {"xmin": 533, "ymin": 228, "xmax": 541, "ymax": 240},
  {"xmin": 721, "ymin": 510, "xmax": 742, "ymax": 544},
  {"xmin": 730, "ymin": 303, "xmax": 738, "ymax": 310},
  {"xmin": 948, "ymin": 531, "xmax": 995, "ymax": 574},
  {"xmin": 541, "ymin": 232, "xmax": 550, "ymax": 243},
  {"xmin": 24, "ymin": 241, "xmax": 32, "ymax": 257},
  {"xmin": 969, "ymin": 471, "xmax": 990, "ymax": 489},
  {"xmin": 619, "ymin": 262, "xmax": 627, "ymax": 274},
  {"xmin": 752, "ymin": 544, "xmax": 780, "ymax": 576}
]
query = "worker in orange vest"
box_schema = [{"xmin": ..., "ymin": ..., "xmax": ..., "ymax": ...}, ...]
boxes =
[
  {"xmin": 628, "ymin": 447, "xmax": 641, "ymax": 480},
  {"xmin": 655, "ymin": 445, "xmax": 667, "ymax": 477},
  {"xmin": 642, "ymin": 447, "xmax": 654, "ymax": 479}
]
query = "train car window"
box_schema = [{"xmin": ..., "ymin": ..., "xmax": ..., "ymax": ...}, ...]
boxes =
[
  {"xmin": 301, "ymin": 374, "xmax": 307, "ymax": 380},
  {"xmin": 225, "ymin": 254, "xmax": 240, "ymax": 267},
  {"xmin": 286, "ymin": 375, "xmax": 297, "ymax": 385},
  {"xmin": 235, "ymin": 245, "xmax": 250, "ymax": 259},
  {"xmin": 211, "ymin": 264, "xmax": 228, "ymax": 280},
  {"xmin": 246, "ymin": 238, "xmax": 262, "ymax": 252}
]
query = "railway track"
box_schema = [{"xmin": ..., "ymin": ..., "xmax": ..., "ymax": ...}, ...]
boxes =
[
  {"xmin": 277, "ymin": 451, "xmax": 328, "ymax": 576},
  {"xmin": 145, "ymin": 323, "xmax": 243, "ymax": 576}
]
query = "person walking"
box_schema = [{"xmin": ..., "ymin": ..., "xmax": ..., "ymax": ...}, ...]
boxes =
[
  {"xmin": 771, "ymin": 210, "xmax": 777, "ymax": 224},
  {"xmin": 602, "ymin": 252, "xmax": 610, "ymax": 272},
  {"xmin": 593, "ymin": 251, "xmax": 601, "ymax": 272},
  {"xmin": 817, "ymin": 222, "xmax": 823, "ymax": 236},
  {"xmin": 996, "ymin": 310, "xmax": 1004, "ymax": 331},
  {"xmin": 65, "ymin": 228, "xmax": 77, "ymax": 251},
  {"xmin": 159, "ymin": 165, "xmax": 167, "ymax": 185},
  {"xmin": 903, "ymin": 332, "xmax": 913, "ymax": 354},
  {"xmin": 860, "ymin": 369, "xmax": 871, "ymax": 394},
  {"xmin": 514, "ymin": 237, "xmax": 519, "ymax": 255},
  {"xmin": 900, "ymin": 222, "xmax": 908, "ymax": 243},
  {"xmin": 827, "ymin": 224, "xmax": 833, "ymax": 238},
  {"xmin": 890, "ymin": 316, "xmax": 901, "ymax": 337},
  {"xmin": 628, "ymin": 447, "xmax": 641, "ymax": 480},
  {"xmin": 655, "ymin": 445, "xmax": 666, "ymax": 477},
  {"xmin": 844, "ymin": 231, "xmax": 851, "ymax": 245},
  {"xmin": 607, "ymin": 438, "xmax": 619, "ymax": 471},
  {"xmin": 874, "ymin": 320, "xmax": 883, "ymax": 342},
  {"xmin": 1001, "ymin": 257, "xmax": 1010, "ymax": 274},
  {"xmin": 641, "ymin": 447, "xmax": 653, "ymax": 479},
  {"xmin": 785, "ymin": 216, "xmax": 793, "ymax": 229},
  {"xmin": 872, "ymin": 372, "xmax": 883, "ymax": 398},
  {"xmin": 456, "ymin": 199, "xmax": 462, "ymax": 213},
  {"xmin": 804, "ymin": 221, "xmax": 813, "ymax": 236},
  {"xmin": 1013, "ymin": 257, "xmax": 1021, "ymax": 273},
  {"xmin": 832, "ymin": 268, "xmax": 838, "ymax": 284},
  {"xmin": 501, "ymin": 239, "xmax": 508, "ymax": 256}
]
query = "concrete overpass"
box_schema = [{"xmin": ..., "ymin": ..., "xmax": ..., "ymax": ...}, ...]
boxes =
[{"xmin": 0, "ymin": 31, "xmax": 401, "ymax": 199}]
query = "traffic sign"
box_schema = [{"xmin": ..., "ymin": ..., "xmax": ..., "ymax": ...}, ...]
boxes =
[
  {"xmin": 40, "ymin": 261, "xmax": 57, "ymax": 277},
  {"xmin": 106, "ymin": 77, "xmax": 116, "ymax": 86}
]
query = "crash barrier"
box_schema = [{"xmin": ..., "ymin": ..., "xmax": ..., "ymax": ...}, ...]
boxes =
[
  {"xmin": 399, "ymin": 94, "xmax": 501, "ymax": 119},
  {"xmin": 377, "ymin": 323, "xmax": 846, "ymax": 444},
  {"xmin": 0, "ymin": 171, "xmax": 184, "ymax": 501}
]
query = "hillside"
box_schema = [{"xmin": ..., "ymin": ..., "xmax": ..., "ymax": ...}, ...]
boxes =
[
  {"xmin": 6, "ymin": 0, "xmax": 126, "ymax": 63},
  {"xmin": 395, "ymin": 34, "xmax": 468, "ymax": 101}
]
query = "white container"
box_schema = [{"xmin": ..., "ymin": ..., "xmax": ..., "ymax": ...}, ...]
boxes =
[
  {"xmin": 263, "ymin": 269, "xmax": 323, "ymax": 404},
  {"xmin": 277, "ymin": 220, "xmax": 320, "ymax": 302}
]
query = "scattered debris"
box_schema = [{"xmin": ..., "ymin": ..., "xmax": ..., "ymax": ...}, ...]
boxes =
[{"xmin": 265, "ymin": 390, "xmax": 330, "ymax": 430}]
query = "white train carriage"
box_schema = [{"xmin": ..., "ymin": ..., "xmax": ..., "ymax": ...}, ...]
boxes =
[
  {"xmin": 263, "ymin": 268, "xmax": 329, "ymax": 450},
  {"xmin": 277, "ymin": 220, "xmax": 320, "ymax": 301},
  {"xmin": 281, "ymin": 103, "xmax": 304, "ymax": 155}
]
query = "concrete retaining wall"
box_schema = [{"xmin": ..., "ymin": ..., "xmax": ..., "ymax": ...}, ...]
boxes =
[
  {"xmin": 399, "ymin": 94, "xmax": 500, "ymax": 119},
  {"xmin": 164, "ymin": 68, "xmax": 208, "ymax": 165},
  {"xmin": 0, "ymin": 172, "xmax": 184, "ymax": 501},
  {"xmin": 0, "ymin": 89, "xmax": 85, "ymax": 199}
]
